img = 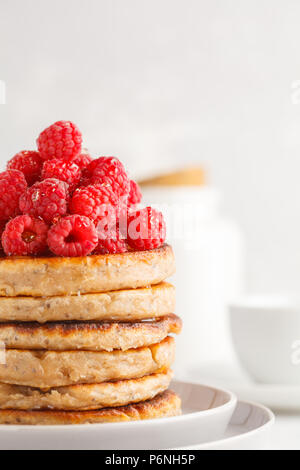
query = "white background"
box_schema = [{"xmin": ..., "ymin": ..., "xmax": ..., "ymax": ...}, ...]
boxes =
[{"xmin": 1, "ymin": 0, "xmax": 300, "ymax": 294}]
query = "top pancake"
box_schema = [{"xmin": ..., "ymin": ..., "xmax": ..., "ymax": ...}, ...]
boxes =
[{"xmin": 0, "ymin": 244, "xmax": 175, "ymax": 297}]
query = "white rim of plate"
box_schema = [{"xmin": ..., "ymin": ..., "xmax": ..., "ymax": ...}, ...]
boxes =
[{"xmin": 174, "ymin": 399, "xmax": 275, "ymax": 450}]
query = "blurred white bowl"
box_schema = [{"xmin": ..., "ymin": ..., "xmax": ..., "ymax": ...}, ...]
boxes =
[
  {"xmin": 230, "ymin": 296, "xmax": 300, "ymax": 385},
  {"xmin": 142, "ymin": 185, "xmax": 244, "ymax": 370}
]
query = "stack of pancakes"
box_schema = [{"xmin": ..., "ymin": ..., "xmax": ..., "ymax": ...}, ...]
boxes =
[{"xmin": 0, "ymin": 244, "xmax": 182, "ymax": 425}]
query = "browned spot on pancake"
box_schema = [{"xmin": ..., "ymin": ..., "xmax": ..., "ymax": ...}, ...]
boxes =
[{"xmin": 0, "ymin": 314, "xmax": 182, "ymax": 336}]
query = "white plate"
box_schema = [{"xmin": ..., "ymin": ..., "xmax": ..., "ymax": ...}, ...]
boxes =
[
  {"xmin": 173, "ymin": 400, "xmax": 275, "ymax": 450},
  {"xmin": 0, "ymin": 381, "xmax": 236, "ymax": 450}
]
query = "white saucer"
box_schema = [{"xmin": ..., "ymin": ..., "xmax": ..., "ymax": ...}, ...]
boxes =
[
  {"xmin": 173, "ymin": 400, "xmax": 275, "ymax": 450},
  {"xmin": 224, "ymin": 383, "xmax": 300, "ymax": 412},
  {"xmin": 0, "ymin": 380, "xmax": 236, "ymax": 450},
  {"xmin": 180, "ymin": 364, "xmax": 300, "ymax": 411}
]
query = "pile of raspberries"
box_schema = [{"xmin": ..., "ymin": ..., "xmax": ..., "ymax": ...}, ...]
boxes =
[{"xmin": 0, "ymin": 120, "xmax": 166, "ymax": 257}]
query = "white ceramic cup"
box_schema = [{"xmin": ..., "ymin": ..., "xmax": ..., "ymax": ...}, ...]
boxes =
[{"xmin": 229, "ymin": 296, "xmax": 300, "ymax": 385}]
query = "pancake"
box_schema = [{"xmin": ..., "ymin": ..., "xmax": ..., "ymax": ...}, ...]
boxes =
[
  {"xmin": 0, "ymin": 369, "xmax": 172, "ymax": 411},
  {"xmin": 0, "ymin": 337, "xmax": 175, "ymax": 388},
  {"xmin": 0, "ymin": 244, "xmax": 175, "ymax": 297},
  {"xmin": 0, "ymin": 390, "xmax": 181, "ymax": 425},
  {"xmin": 0, "ymin": 314, "xmax": 182, "ymax": 351},
  {"xmin": 0, "ymin": 282, "xmax": 175, "ymax": 323}
]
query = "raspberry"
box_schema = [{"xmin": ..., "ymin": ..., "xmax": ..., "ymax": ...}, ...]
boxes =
[
  {"xmin": 70, "ymin": 184, "xmax": 118, "ymax": 224},
  {"xmin": 0, "ymin": 221, "xmax": 6, "ymax": 239},
  {"xmin": 7, "ymin": 151, "xmax": 43, "ymax": 186},
  {"xmin": 93, "ymin": 234, "xmax": 127, "ymax": 255},
  {"xmin": 80, "ymin": 158, "xmax": 99, "ymax": 186},
  {"xmin": 41, "ymin": 159, "xmax": 81, "ymax": 192},
  {"xmin": 2, "ymin": 215, "xmax": 48, "ymax": 256},
  {"xmin": 90, "ymin": 157, "xmax": 130, "ymax": 198},
  {"xmin": 80, "ymin": 173, "xmax": 91, "ymax": 187},
  {"xmin": 37, "ymin": 121, "xmax": 82, "ymax": 161},
  {"xmin": 19, "ymin": 178, "xmax": 69, "ymax": 224},
  {"xmin": 83, "ymin": 158, "xmax": 99, "ymax": 177},
  {"xmin": 94, "ymin": 215, "xmax": 127, "ymax": 254},
  {"xmin": 127, "ymin": 206, "xmax": 166, "ymax": 251},
  {"xmin": 0, "ymin": 221, "xmax": 6, "ymax": 252},
  {"xmin": 128, "ymin": 180, "xmax": 142, "ymax": 206},
  {"xmin": 72, "ymin": 153, "xmax": 92, "ymax": 170},
  {"xmin": 47, "ymin": 215, "xmax": 98, "ymax": 257},
  {"xmin": 0, "ymin": 170, "xmax": 27, "ymax": 223}
]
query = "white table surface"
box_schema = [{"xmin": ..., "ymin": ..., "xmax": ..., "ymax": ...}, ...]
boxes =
[{"xmin": 269, "ymin": 414, "xmax": 300, "ymax": 450}]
